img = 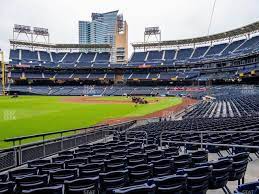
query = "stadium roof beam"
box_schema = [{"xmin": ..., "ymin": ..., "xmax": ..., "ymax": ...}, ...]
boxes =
[
  {"xmin": 10, "ymin": 40, "xmax": 112, "ymax": 52},
  {"xmin": 132, "ymin": 20, "xmax": 259, "ymax": 50}
]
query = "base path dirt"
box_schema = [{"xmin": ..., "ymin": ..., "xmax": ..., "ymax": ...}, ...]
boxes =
[{"xmin": 101, "ymin": 98, "xmax": 197, "ymax": 125}]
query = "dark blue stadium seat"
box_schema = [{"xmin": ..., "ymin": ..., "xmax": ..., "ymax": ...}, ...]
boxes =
[
  {"xmin": 128, "ymin": 164, "xmax": 153, "ymax": 185},
  {"xmin": 191, "ymin": 46, "xmax": 209, "ymax": 58},
  {"xmin": 147, "ymin": 150, "xmax": 164, "ymax": 162},
  {"xmin": 89, "ymin": 154, "xmax": 109, "ymax": 163},
  {"xmin": 163, "ymin": 147, "xmax": 179, "ymax": 158},
  {"xmin": 205, "ymin": 43, "xmax": 228, "ymax": 56},
  {"xmin": 21, "ymin": 185, "xmax": 63, "ymax": 194},
  {"xmin": 196, "ymin": 158, "xmax": 233, "ymax": 193},
  {"xmin": 190, "ymin": 150, "xmax": 208, "ymax": 165},
  {"xmin": 0, "ymin": 182, "xmax": 15, "ymax": 194},
  {"xmin": 152, "ymin": 158, "xmax": 174, "ymax": 177},
  {"xmin": 104, "ymin": 158, "xmax": 127, "ymax": 171},
  {"xmin": 127, "ymin": 154, "xmax": 147, "ymax": 166},
  {"xmin": 39, "ymin": 51, "xmax": 51, "ymax": 62},
  {"xmin": 222, "ymin": 152, "xmax": 249, "ymax": 185},
  {"xmin": 15, "ymin": 174, "xmax": 48, "ymax": 192},
  {"xmin": 28, "ymin": 159, "xmax": 51, "ymax": 168},
  {"xmin": 176, "ymin": 48, "xmax": 193, "ymax": 61},
  {"xmin": 79, "ymin": 163, "xmax": 104, "ymax": 178},
  {"xmin": 52, "ymin": 155, "xmax": 74, "ymax": 163},
  {"xmin": 58, "ymin": 150, "xmax": 75, "ymax": 156},
  {"xmin": 9, "ymin": 49, "xmax": 20, "ymax": 60},
  {"xmin": 113, "ymin": 183, "xmax": 156, "ymax": 194},
  {"xmin": 73, "ymin": 150, "xmax": 94, "ymax": 158},
  {"xmin": 37, "ymin": 163, "xmax": 64, "ymax": 174},
  {"xmin": 151, "ymin": 174, "xmax": 187, "ymax": 194},
  {"xmin": 235, "ymin": 181, "xmax": 259, "ymax": 194},
  {"xmin": 0, "ymin": 175, "xmax": 7, "ymax": 182},
  {"xmin": 99, "ymin": 170, "xmax": 129, "ymax": 194},
  {"xmin": 173, "ymin": 154, "xmax": 191, "ymax": 170},
  {"xmin": 177, "ymin": 166, "xmax": 212, "ymax": 194},
  {"xmin": 49, "ymin": 169, "xmax": 78, "ymax": 184},
  {"xmin": 21, "ymin": 50, "xmax": 38, "ymax": 61},
  {"xmin": 221, "ymin": 39, "xmax": 245, "ymax": 56},
  {"xmin": 51, "ymin": 52, "xmax": 66, "ymax": 63},
  {"xmin": 130, "ymin": 52, "xmax": 146, "ymax": 64},
  {"xmin": 79, "ymin": 52, "xmax": 96, "ymax": 63},
  {"xmin": 64, "ymin": 177, "xmax": 99, "ymax": 194},
  {"xmin": 64, "ymin": 158, "xmax": 88, "ymax": 169},
  {"xmin": 8, "ymin": 168, "xmax": 38, "ymax": 181}
]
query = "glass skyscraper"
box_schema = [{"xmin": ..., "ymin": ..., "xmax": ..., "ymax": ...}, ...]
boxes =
[{"xmin": 79, "ymin": 10, "xmax": 128, "ymax": 63}]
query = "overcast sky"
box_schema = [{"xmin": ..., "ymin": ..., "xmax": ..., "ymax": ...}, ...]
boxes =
[{"xmin": 1, "ymin": 0, "xmax": 259, "ymax": 59}]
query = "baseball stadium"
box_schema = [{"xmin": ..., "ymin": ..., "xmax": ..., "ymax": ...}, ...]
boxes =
[{"xmin": 0, "ymin": 1, "xmax": 259, "ymax": 194}]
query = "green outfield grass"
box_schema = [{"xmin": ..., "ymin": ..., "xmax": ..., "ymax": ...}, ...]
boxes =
[{"xmin": 0, "ymin": 96, "xmax": 182, "ymax": 148}]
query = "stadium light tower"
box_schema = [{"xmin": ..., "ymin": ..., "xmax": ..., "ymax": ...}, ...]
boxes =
[
  {"xmin": 12, "ymin": 24, "xmax": 50, "ymax": 50},
  {"xmin": 144, "ymin": 27, "xmax": 161, "ymax": 51},
  {"xmin": 0, "ymin": 50, "xmax": 6, "ymax": 96}
]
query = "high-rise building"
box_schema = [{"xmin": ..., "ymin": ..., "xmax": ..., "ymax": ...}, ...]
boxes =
[{"xmin": 79, "ymin": 10, "xmax": 128, "ymax": 63}]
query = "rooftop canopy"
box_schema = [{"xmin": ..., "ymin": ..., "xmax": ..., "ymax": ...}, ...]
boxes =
[
  {"xmin": 132, "ymin": 20, "xmax": 259, "ymax": 49},
  {"xmin": 10, "ymin": 40, "xmax": 111, "ymax": 50}
]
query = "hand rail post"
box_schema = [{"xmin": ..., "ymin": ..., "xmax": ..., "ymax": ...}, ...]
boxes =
[
  {"xmin": 60, "ymin": 132, "xmax": 63, "ymax": 150},
  {"xmin": 18, "ymin": 139, "xmax": 22, "ymax": 165},
  {"xmin": 200, "ymin": 132, "xmax": 204, "ymax": 150},
  {"xmin": 43, "ymin": 135, "xmax": 46, "ymax": 157}
]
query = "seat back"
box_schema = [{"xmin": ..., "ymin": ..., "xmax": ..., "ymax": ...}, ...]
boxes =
[
  {"xmin": 128, "ymin": 147, "xmax": 144, "ymax": 155},
  {"xmin": 104, "ymin": 158, "xmax": 127, "ymax": 171},
  {"xmin": 79, "ymin": 163, "xmax": 104, "ymax": 178},
  {"xmin": 178, "ymin": 166, "xmax": 212, "ymax": 193},
  {"xmin": 109, "ymin": 151, "xmax": 127, "ymax": 159},
  {"xmin": 0, "ymin": 182, "xmax": 15, "ymax": 194},
  {"xmin": 73, "ymin": 151, "xmax": 94, "ymax": 158},
  {"xmin": 163, "ymin": 147, "xmax": 179, "ymax": 158},
  {"xmin": 0, "ymin": 174, "xmax": 7, "ymax": 182},
  {"xmin": 191, "ymin": 150, "xmax": 208, "ymax": 165},
  {"xmin": 52, "ymin": 155, "xmax": 73, "ymax": 163},
  {"xmin": 9, "ymin": 168, "xmax": 38, "ymax": 181},
  {"xmin": 128, "ymin": 164, "xmax": 153, "ymax": 185},
  {"xmin": 127, "ymin": 154, "xmax": 147, "ymax": 166},
  {"xmin": 58, "ymin": 150, "xmax": 74, "ymax": 156},
  {"xmin": 128, "ymin": 142, "xmax": 143, "ymax": 149},
  {"xmin": 89, "ymin": 154, "xmax": 108, "ymax": 163},
  {"xmin": 28, "ymin": 159, "xmax": 51, "ymax": 168},
  {"xmin": 173, "ymin": 154, "xmax": 191, "ymax": 170},
  {"xmin": 144, "ymin": 144, "xmax": 158, "ymax": 152},
  {"xmin": 152, "ymin": 159, "xmax": 175, "ymax": 177},
  {"xmin": 49, "ymin": 169, "xmax": 78, "ymax": 184},
  {"xmin": 99, "ymin": 170, "xmax": 129, "ymax": 192},
  {"xmin": 152, "ymin": 174, "xmax": 187, "ymax": 194},
  {"xmin": 15, "ymin": 174, "xmax": 48, "ymax": 192},
  {"xmin": 113, "ymin": 183, "xmax": 156, "ymax": 194},
  {"xmin": 38, "ymin": 163, "xmax": 64, "ymax": 174},
  {"xmin": 21, "ymin": 185, "xmax": 63, "ymax": 194},
  {"xmin": 64, "ymin": 177, "xmax": 99, "ymax": 194},
  {"xmin": 65, "ymin": 158, "xmax": 88, "ymax": 169},
  {"xmin": 147, "ymin": 150, "xmax": 164, "ymax": 162},
  {"xmin": 224, "ymin": 152, "xmax": 249, "ymax": 181}
]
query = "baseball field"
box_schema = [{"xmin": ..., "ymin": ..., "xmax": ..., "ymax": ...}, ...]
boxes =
[{"xmin": 0, "ymin": 96, "xmax": 187, "ymax": 148}]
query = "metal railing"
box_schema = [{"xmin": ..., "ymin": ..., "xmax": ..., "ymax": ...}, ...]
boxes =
[
  {"xmin": 4, "ymin": 124, "xmax": 107, "ymax": 147},
  {"xmin": 160, "ymin": 130, "xmax": 259, "ymax": 150},
  {"xmin": 125, "ymin": 130, "xmax": 148, "ymax": 144},
  {"xmin": 0, "ymin": 120, "xmax": 136, "ymax": 172}
]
